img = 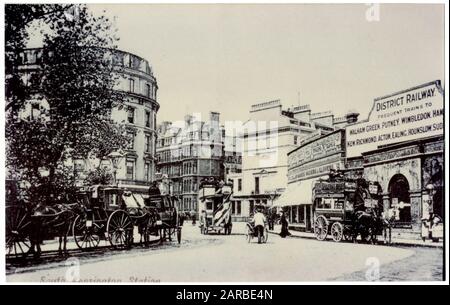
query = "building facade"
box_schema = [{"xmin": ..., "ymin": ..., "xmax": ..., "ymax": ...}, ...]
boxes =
[
  {"xmin": 11, "ymin": 48, "xmax": 159, "ymax": 193},
  {"xmin": 229, "ymin": 99, "xmax": 358, "ymax": 221},
  {"xmin": 283, "ymin": 80, "xmax": 444, "ymax": 238},
  {"xmin": 156, "ymin": 112, "xmax": 230, "ymax": 213},
  {"xmin": 345, "ymin": 80, "xmax": 444, "ymax": 238}
]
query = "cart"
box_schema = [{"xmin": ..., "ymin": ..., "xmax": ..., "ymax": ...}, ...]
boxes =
[
  {"xmin": 312, "ymin": 177, "xmax": 384, "ymax": 243},
  {"xmin": 198, "ymin": 180, "xmax": 233, "ymax": 235},
  {"xmin": 245, "ymin": 222, "xmax": 269, "ymax": 243}
]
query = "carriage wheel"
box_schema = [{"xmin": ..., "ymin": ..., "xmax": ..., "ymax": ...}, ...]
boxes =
[
  {"xmin": 331, "ymin": 222, "xmax": 344, "ymax": 242},
  {"xmin": 177, "ymin": 227, "xmax": 182, "ymax": 244},
  {"xmin": 314, "ymin": 215, "xmax": 328, "ymax": 241},
  {"xmin": 107, "ymin": 210, "xmax": 133, "ymax": 249},
  {"xmin": 6, "ymin": 206, "xmax": 32, "ymax": 259},
  {"xmin": 72, "ymin": 215, "xmax": 101, "ymax": 250}
]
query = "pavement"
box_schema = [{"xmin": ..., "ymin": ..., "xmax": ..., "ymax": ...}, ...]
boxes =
[
  {"xmin": 267, "ymin": 224, "xmax": 444, "ymax": 248},
  {"xmin": 6, "ymin": 222, "xmax": 444, "ymax": 282}
]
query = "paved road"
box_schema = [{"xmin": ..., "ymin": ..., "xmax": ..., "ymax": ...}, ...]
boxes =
[{"xmin": 6, "ymin": 223, "xmax": 443, "ymax": 282}]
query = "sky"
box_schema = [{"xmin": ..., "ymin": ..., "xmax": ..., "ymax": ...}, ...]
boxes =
[{"xmin": 83, "ymin": 4, "xmax": 444, "ymax": 124}]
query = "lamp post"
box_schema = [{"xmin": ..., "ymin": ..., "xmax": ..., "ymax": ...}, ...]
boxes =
[{"xmin": 108, "ymin": 151, "xmax": 124, "ymax": 186}]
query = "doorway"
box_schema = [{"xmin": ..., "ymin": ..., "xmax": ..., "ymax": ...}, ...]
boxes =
[{"xmin": 388, "ymin": 174, "xmax": 411, "ymax": 225}]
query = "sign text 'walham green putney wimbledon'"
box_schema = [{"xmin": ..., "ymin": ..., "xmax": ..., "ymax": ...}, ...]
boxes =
[{"xmin": 346, "ymin": 81, "xmax": 444, "ymax": 158}]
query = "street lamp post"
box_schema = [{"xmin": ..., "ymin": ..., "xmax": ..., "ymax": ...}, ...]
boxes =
[{"xmin": 108, "ymin": 151, "xmax": 124, "ymax": 186}]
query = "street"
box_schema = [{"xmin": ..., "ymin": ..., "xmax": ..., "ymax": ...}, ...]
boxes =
[{"xmin": 6, "ymin": 222, "xmax": 443, "ymax": 282}]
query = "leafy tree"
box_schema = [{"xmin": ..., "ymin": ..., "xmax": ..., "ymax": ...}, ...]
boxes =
[
  {"xmin": 5, "ymin": 4, "xmax": 129, "ymax": 206},
  {"xmin": 5, "ymin": 4, "xmax": 70, "ymax": 112},
  {"xmin": 83, "ymin": 167, "xmax": 114, "ymax": 186}
]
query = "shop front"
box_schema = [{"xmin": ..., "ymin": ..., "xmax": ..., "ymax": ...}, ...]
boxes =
[{"xmin": 272, "ymin": 180, "xmax": 316, "ymax": 231}]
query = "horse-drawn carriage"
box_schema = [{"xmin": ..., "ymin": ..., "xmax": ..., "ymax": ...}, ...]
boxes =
[
  {"xmin": 313, "ymin": 176, "xmax": 386, "ymax": 244},
  {"xmin": 5, "ymin": 180, "xmax": 182, "ymax": 260},
  {"xmin": 72, "ymin": 184, "xmax": 182, "ymax": 250},
  {"xmin": 198, "ymin": 178, "xmax": 233, "ymax": 235}
]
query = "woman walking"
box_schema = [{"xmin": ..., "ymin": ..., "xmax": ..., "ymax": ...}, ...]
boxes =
[{"xmin": 279, "ymin": 211, "xmax": 291, "ymax": 238}]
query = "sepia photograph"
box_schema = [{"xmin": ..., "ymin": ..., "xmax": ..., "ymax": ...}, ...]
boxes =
[{"xmin": 1, "ymin": 0, "xmax": 448, "ymax": 289}]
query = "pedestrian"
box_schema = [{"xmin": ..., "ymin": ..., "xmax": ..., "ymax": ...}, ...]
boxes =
[
  {"xmin": 268, "ymin": 210, "xmax": 275, "ymax": 231},
  {"xmin": 252, "ymin": 208, "xmax": 267, "ymax": 244},
  {"xmin": 191, "ymin": 210, "xmax": 196, "ymax": 225},
  {"xmin": 279, "ymin": 211, "xmax": 291, "ymax": 238}
]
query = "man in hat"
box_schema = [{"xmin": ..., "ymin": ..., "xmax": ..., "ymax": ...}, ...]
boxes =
[{"xmin": 252, "ymin": 207, "xmax": 267, "ymax": 244}]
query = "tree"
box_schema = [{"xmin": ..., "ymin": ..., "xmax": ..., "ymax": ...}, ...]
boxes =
[
  {"xmin": 5, "ymin": 4, "xmax": 129, "ymax": 206},
  {"xmin": 83, "ymin": 167, "xmax": 114, "ymax": 186},
  {"xmin": 5, "ymin": 4, "xmax": 70, "ymax": 112}
]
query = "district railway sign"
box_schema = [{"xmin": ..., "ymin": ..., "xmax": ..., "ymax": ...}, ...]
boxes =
[{"xmin": 346, "ymin": 80, "xmax": 444, "ymax": 158}]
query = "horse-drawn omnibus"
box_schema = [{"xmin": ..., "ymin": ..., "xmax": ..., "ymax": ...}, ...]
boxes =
[
  {"xmin": 312, "ymin": 176, "xmax": 386, "ymax": 243},
  {"xmin": 198, "ymin": 178, "xmax": 233, "ymax": 235}
]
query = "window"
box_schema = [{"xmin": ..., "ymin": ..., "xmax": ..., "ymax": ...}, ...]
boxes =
[
  {"xmin": 129, "ymin": 78, "xmax": 135, "ymax": 93},
  {"xmin": 236, "ymin": 201, "xmax": 241, "ymax": 215},
  {"xmin": 144, "ymin": 162, "xmax": 150, "ymax": 181},
  {"xmin": 145, "ymin": 135, "xmax": 151, "ymax": 153},
  {"xmin": 145, "ymin": 111, "xmax": 151, "ymax": 128},
  {"xmin": 127, "ymin": 107, "xmax": 135, "ymax": 124},
  {"xmin": 128, "ymin": 55, "xmax": 133, "ymax": 68},
  {"xmin": 146, "ymin": 84, "xmax": 151, "ymax": 98},
  {"xmin": 127, "ymin": 132, "xmax": 134, "ymax": 150},
  {"xmin": 74, "ymin": 160, "xmax": 85, "ymax": 175},
  {"xmin": 255, "ymin": 177, "xmax": 260, "ymax": 194},
  {"xmin": 31, "ymin": 103, "xmax": 40, "ymax": 120},
  {"xmin": 238, "ymin": 179, "xmax": 242, "ymax": 191},
  {"xmin": 294, "ymin": 135, "xmax": 298, "ymax": 145},
  {"xmin": 126, "ymin": 160, "xmax": 135, "ymax": 180}
]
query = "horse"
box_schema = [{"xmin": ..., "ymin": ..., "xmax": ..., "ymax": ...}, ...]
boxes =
[
  {"xmin": 29, "ymin": 202, "xmax": 80, "ymax": 258},
  {"xmin": 351, "ymin": 210, "xmax": 374, "ymax": 243}
]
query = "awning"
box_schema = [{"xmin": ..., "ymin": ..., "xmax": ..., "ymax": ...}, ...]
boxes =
[{"xmin": 273, "ymin": 178, "xmax": 320, "ymax": 207}]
